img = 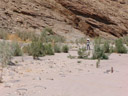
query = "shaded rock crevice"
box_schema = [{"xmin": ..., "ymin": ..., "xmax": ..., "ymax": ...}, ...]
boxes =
[
  {"xmin": 56, "ymin": 0, "xmax": 128, "ymax": 38},
  {"xmin": 13, "ymin": 10, "xmax": 37, "ymax": 17},
  {"xmin": 57, "ymin": 1, "xmax": 116, "ymax": 25}
]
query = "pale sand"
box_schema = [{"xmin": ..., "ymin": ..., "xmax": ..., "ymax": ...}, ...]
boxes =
[{"xmin": 0, "ymin": 51, "xmax": 128, "ymax": 96}]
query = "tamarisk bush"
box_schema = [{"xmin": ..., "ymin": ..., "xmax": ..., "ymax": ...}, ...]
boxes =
[
  {"xmin": 115, "ymin": 39, "xmax": 127, "ymax": 53},
  {"xmin": 12, "ymin": 42, "xmax": 22, "ymax": 56},
  {"xmin": 92, "ymin": 38, "xmax": 108, "ymax": 60},
  {"xmin": 30, "ymin": 40, "xmax": 45, "ymax": 60}
]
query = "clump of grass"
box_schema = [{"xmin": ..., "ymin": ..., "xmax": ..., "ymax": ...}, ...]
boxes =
[
  {"xmin": 0, "ymin": 41, "xmax": 14, "ymax": 83},
  {"xmin": 44, "ymin": 43, "xmax": 54, "ymax": 55},
  {"xmin": 12, "ymin": 42, "xmax": 22, "ymax": 56},
  {"xmin": 16, "ymin": 30, "xmax": 39, "ymax": 41},
  {"xmin": 115, "ymin": 38, "xmax": 127, "ymax": 53},
  {"xmin": 62, "ymin": 45, "xmax": 69, "ymax": 53},
  {"xmin": 54, "ymin": 44, "xmax": 61, "ymax": 53}
]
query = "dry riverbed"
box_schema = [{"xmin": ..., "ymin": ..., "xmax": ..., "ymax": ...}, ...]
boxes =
[{"xmin": 0, "ymin": 51, "xmax": 128, "ymax": 96}]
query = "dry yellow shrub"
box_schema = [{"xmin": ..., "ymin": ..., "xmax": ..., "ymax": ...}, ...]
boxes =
[{"xmin": 7, "ymin": 34, "xmax": 31, "ymax": 43}]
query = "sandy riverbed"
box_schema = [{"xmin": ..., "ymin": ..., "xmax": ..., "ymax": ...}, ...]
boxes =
[{"xmin": 0, "ymin": 51, "xmax": 128, "ymax": 96}]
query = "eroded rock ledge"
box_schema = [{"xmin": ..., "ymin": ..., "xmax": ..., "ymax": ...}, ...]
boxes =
[{"xmin": 0, "ymin": 0, "xmax": 128, "ymax": 39}]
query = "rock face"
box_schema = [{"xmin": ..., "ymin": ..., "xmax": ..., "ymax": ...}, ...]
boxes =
[{"xmin": 0, "ymin": 0, "xmax": 128, "ymax": 39}]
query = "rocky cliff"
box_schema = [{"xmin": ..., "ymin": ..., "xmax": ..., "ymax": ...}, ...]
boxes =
[{"xmin": 0, "ymin": 0, "xmax": 128, "ymax": 40}]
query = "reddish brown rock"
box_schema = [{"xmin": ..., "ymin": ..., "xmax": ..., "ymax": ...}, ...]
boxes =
[{"xmin": 0, "ymin": 0, "xmax": 128, "ymax": 39}]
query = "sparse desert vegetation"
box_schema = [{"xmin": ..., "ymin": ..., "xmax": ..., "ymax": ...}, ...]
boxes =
[
  {"xmin": 0, "ymin": 28, "xmax": 128, "ymax": 64},
  {"xmin": 0, "ymin": 28, "xmax": 128, "ymax": 96},
  {"xmin": 78, "ymin": 47, "xmax": 90, "ymax": 59},
  {"xmin": 92, "ymin": 38, "xmax": 109, "ymax": 60},
  {"xmin": 12, "ymin": 42, "xmax": 23, "ymax": 56},
  {"xmin": 0, "ymin": 0, "xmax": 128, "ymax": 95}
]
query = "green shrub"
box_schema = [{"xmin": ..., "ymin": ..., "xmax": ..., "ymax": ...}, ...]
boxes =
[
  {"xmin": 92, "ymin": 38, "xmax": 108, "ymax": 60},
  {"xmin": 12, "ymin": 42, "xmax": 22, "ymax": 56},
  {"xmin": 40, "ymin": 29, "xmax": 48, "ymax": 43},
  {"xmin": 103, "ymin": 40, "xmax": 110, "ymax": 53},
  {"xmin": 54, "ymin": 44, "xmax": 61, "ymax": 53},
  {"xmin": 40, "ymin": 27, "xmax": 55, "ymax": 43},
  {"xmin": 0, "ymin": 41, "xmax": 14, "ymax": 82},
  {"xmin": 78, "ymin": 47, "xmax": 89, "ymax": 59},
  {"xmin": 115, "ymin": 39, "xmax": 127, "ymax": 53},
  {"xmin": 30, "ymin": 40, "xmax": 45, "ymax": 59},
  {"xmin": 0, "ymin": 41, "xmax": 14, "ymax": 66},
  {"xmin": 16, "ymin": 31, "xmax": 38, "ymax": 41},
  {"xmin": 40, "ymin": 27, "xmax": 65, "ymax": 43},
  {"xmin": 23, "ymin": 42, "xmax": 55, "ymax": 57},
  {"xmin": 62, "ymin": 45, "xmax": 69, "ymax": 53},
  {"xmin": 92, "ymin": 45, "xmax": 108, "ymax": 59},
  {"xmin": 44, "ymin": 43, "xmax": 54, "ymax": 55}
]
